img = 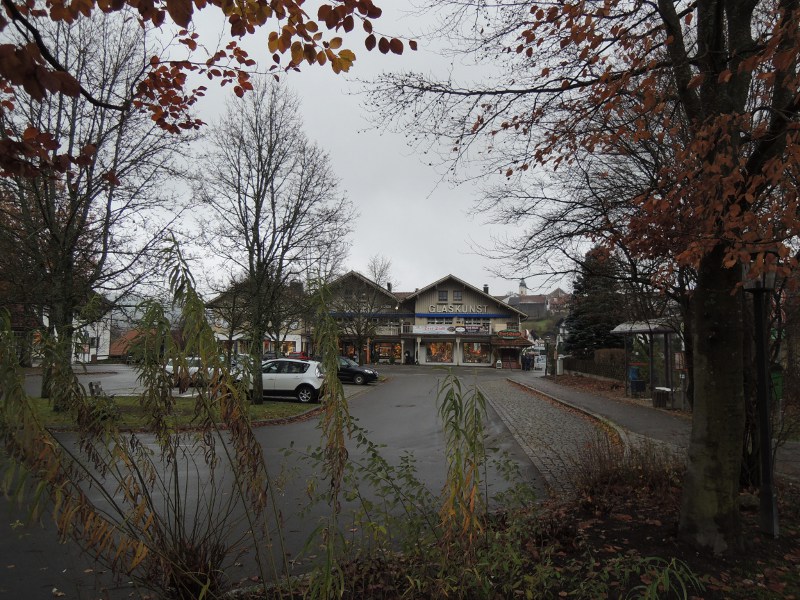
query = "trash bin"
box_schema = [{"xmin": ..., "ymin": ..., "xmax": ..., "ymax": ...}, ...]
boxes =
[
  {"xmin": 496, "ymin": 359, "xmax": 502, "ymax": 369},
  {"xmin": 556, "ymin": 356, "xmax": 564, "ymax": 375},
  {"xmin": 653, "ymin": 387, "xmax": 670, "ymax": 408},
  {"xmin": 630, "ymin": 379, "xmax": 645, "ymax": 397}
]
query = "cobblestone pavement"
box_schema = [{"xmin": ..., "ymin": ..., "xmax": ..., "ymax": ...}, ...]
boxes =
[
  {"xmin": 502, "ymin": 371, "xmax": 800, "ymax": 484},
  {"xmin": 479, "ymin": 378, "xmax": 604, "ymax": 496}
]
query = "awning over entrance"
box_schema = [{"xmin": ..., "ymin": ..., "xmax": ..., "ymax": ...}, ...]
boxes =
[
  {"xmin": 610, "ymin": 320, "xmax": 676, "ymax": 335},
  {"xmin": 490, "ymin": 335, "xmax": 534, "ymax": 349}
]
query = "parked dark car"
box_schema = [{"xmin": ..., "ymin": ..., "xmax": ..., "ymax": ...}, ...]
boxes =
[{"xmin": 336, "ymin": 356, "xmax": 378, "ymax": 385}]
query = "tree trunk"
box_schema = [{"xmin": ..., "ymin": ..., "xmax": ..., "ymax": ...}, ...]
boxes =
[
  {"xmin": 48, "ymin": 306, "xmax": 76, "ymax": 411},
  {"xmin": 678, "ymin": 246, "xmax": 745, "ymax": 553},
  {"xmin": 250, "ymin": 326, "xmax": 265, "ymax": 405}
]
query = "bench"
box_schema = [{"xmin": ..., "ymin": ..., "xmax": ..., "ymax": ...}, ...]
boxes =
[{"xmin": 88, "ymin": 381, "xmax": 119, "ymax": 421}]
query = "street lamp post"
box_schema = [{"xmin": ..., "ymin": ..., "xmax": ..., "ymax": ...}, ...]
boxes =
[{"xmin": 743, "ymin": 259, "xmax": 779, "ymax": 538}]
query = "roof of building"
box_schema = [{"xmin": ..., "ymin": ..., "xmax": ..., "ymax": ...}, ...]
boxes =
[
  {"xmin": 109, "ymin": 329, "xmax": 141, "ymax": 356},
  {"xmin": 401, "ymin": 274, "xmax": 528, "ymax": 318},
  {"xmin": 331, "ymin": 270, "xmax": 397, "ymax": 299},
  {"xmin": 508, "ymin": 294, "xmax": 547, "ymax": 305},
  {"xmin": 610, "ymin": 320, "xmax": 677, "ymax": 335}
]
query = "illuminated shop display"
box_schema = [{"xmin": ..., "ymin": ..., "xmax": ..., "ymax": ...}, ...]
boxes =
[
  {"xmin": 426, "ymin": 342, "xmax": 453, "ymax": 363},
  {"xmin": 374, "ymin": 343, "xmax": 401, "ymax": 361},
  {"xmin": 462, "ymin": 342, "xmax": 491, "ymax": 364}
]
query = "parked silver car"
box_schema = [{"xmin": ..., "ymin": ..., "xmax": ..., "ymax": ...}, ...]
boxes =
[{"xmin": 164, "ymin": 356, "xmax": 204, "ymax": 388}]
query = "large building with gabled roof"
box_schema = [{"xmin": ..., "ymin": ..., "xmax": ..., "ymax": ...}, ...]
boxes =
[{"xmin": 332, "ymin": 272, "xmax": 531, "ymax": 367}]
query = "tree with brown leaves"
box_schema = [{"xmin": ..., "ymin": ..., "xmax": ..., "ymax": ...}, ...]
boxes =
[{"xmin": 371, "ymin": 0, "xmax": 800, "ymax": 553}]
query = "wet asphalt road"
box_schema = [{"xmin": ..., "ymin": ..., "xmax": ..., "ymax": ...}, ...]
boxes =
[{"xmin": 3, "ymin": 364, "xmax": 545, "ymax": 599}]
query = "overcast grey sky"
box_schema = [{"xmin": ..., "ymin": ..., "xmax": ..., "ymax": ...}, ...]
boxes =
[{"xmin": 193, "ymin": 5, "xmax": 551, "ymax": 298}]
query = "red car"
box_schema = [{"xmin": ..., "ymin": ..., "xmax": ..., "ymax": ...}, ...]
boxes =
[{"xmin": 287, "ymin": 351, "xmax": 309, "ymax": 360}]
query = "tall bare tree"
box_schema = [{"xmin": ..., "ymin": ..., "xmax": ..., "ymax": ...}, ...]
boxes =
[
  {"xmin": 199, "ymin": 77, "xmax": 353, "ymax": 402},
  {"xmin": 0, "ymin": 13, "xmax": 189, "ymax": 400},
  {"xmin": 328, "ymin": 256, "xmax": 397, "ymax": 365},
  {"xmin": 367, "ymin": 254, "xmax": 396, "ymax": 290}
]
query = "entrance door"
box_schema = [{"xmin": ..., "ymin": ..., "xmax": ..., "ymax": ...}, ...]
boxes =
[{"xmin": 500, "ymin": 348, "xmax": 520, "ymax": 368}]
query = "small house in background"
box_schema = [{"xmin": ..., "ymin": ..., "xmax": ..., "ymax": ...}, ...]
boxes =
[
  {"xmin": 546, "ymin": 288, "xmax": 570, "ymax": 314},
  {"xmin": 502, "ymin": 280, "xmax": 570, "ymax": 318},
  {"xmin": 109, "ymin": 329, "xmax": 141, "ymax": 362},
  {"xmin": 34, "ymin": 309, "xmax": 112, "ymax": 364},
  {"xmin": 73, "ymin": 316, "xmax": 112, "ymax": 363}
]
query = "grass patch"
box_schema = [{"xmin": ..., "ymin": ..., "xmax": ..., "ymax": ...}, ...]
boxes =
[{"xmin": 28, "ymin": 394, "xmax": 314, "ymax": 429}]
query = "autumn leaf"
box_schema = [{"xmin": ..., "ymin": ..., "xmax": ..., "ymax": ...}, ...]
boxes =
[
  {"xmin": 342, "ymin": 15, "xmax": 354, "ymax": 32},
  {"xmin": 611, "ymin": 513, "xmax": 633, "ymax": 522},
  {"xmin": 687, "ymin": 73, "xmax": 705, "ymax": 89},
  {"xmin": 165, "ymin": 0, "xmax": 192, "ymax": 28}
]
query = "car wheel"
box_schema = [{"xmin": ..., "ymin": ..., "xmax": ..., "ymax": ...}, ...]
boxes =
[
  {"xmin": 353, "ymin": 374, "xmax": 365, "ymax": 385},
  {"xmin": 296, "ymin": 384, "xmax": 316, "ymax": 403}
]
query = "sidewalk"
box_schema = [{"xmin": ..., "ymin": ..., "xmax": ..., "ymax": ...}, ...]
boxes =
[{"xmin": 506, "ymin": 372, "xmax": 800, "ymax": 483}]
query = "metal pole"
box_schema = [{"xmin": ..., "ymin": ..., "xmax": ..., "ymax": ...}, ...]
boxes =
[
  {"xmin": 544, "ymin": 341, "xmax": 549, "ymax": 377},
  {"xmin": 753, "ymin": 289, "xmax": 779, "ymax": 538}
]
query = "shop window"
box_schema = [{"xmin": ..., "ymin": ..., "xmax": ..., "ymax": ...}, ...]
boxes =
[
  {"xmin": 427, "ymin": 317, "xmax": 454, "ymax": 325},
  {"xmin": 373, "ymin": 343, "xmax": 401, "ymax": 362},
  {"xmin": 438, "ymin": 290, "xmax": 448, "ymax": 302},
  {"xmin": 463, "ymin": 318, "xmax": 490, "ymax": 333},
  {"xmin": 427, "ymin": 342, "xmax": 453, "ymax": 363},
  {"xmin": 463, "ymin": 343, "xmax": 491, "ymax": 364}
]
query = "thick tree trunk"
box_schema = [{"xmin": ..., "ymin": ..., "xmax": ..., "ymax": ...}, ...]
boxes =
[
  {"xmin": 678, "ymin": 246, "xmax": 745, "ymax": 553},
  {"xmin": 47, "ymin": 307, "xmax": 76, "ymax": 411},
  {"xmin": 250, "ymin": 325, "xmax": 265, "ymax": 405}
]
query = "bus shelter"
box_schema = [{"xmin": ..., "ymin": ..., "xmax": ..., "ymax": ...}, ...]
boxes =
[{"xmin": 611, "ymin": 320, "xmax": 682, "ymax": 408}]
